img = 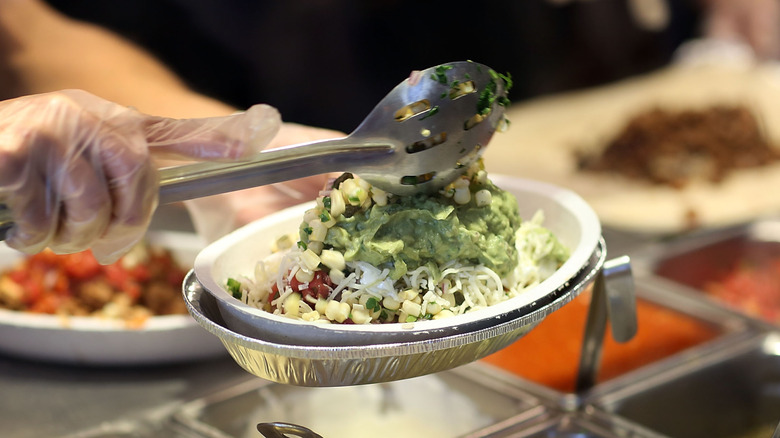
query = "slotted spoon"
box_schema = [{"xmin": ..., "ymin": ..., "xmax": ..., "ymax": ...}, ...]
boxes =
[{"xmin": 0, "ymin": 61, "xmax": 509, "ymax": 240}]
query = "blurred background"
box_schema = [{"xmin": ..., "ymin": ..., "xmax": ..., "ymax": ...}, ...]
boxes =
[{"xmin": 44, "ymin": 0, "xmax": 701, "ymax": 132}]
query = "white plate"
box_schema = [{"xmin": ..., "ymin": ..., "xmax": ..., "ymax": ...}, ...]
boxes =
[
  {"xmin": 0, "ymin": 231, "xmax": 226, "ymax": 365},
  {"xmin": 194, "ymin": 175, "xmax": 602, "ymax": 346}
]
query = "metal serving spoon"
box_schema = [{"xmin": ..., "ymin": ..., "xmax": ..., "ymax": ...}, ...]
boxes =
[{"xmin": 0, "ymin": 61, "xmax": 509, "ymax": 240}]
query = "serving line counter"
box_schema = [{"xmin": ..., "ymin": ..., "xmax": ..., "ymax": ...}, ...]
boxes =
[{"xmin": 0, "ymin": 227, "xmax": 661, "ymax": 438}]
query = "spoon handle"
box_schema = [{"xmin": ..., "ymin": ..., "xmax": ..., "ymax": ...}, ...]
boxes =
[
  {"xmin": 0, "ymin": 137, "xmax": 392, "ymax": 241},
  {"xmin": 157, "ymin": 136, "xmax": 392, "ymax": 204}
]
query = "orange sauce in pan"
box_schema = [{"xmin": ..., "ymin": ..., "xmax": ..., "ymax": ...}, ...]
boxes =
[{"xmin": 481, "ymin": 290, "xmax": 721, "ymax": 392}]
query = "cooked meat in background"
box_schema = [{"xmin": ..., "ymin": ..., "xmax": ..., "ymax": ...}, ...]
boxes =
[{"xmin": 577, "ymin": 106, "xmax": 780, "ymax": 188}]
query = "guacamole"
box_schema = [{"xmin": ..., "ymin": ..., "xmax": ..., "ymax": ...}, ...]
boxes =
[{"xmin": 318, "ymin": 178, "xmax": 521, "ymax": 280}]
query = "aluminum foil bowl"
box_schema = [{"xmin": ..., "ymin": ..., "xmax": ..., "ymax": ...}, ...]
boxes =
[
  {"xmin": 183, "ymin": 239, "xmax": 604, "ymax": 386},
  {"xmin": 193, "ymin": 175, "xmax": 602, "ymax": 347}
]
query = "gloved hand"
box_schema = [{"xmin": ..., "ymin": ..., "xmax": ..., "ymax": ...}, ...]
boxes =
[{"xmin": 0, "ymin": 89, "xmax": 280, "ymax": 263}]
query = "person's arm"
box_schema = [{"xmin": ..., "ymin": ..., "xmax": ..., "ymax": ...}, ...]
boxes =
[
  {"xmin": 700, "ymin": 0, "xmax": 780, "ymax": 60},
  {"xmin": 0, "ymin": 0, "xmax": 236, "ymax": 118},
  {"xmin": 0, "ymin": 0, "xmax": 344, "ymax": 252}
]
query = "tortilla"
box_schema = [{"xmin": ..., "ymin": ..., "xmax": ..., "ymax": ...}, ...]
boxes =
[{"xmin": 483, "ymin": 63, "xmax": 780, "ymax": 234}]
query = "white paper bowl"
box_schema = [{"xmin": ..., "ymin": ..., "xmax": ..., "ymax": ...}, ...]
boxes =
[
  {"xmin": 194, "ymin": 175, "xmax": 601, "ymax": 347},
  {"xmin": 0, "ymin": 231, "xmax": 226, "ymax": 365}
]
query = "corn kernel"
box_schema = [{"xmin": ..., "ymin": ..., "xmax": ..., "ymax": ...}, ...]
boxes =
[
  {"xmin": 329, "ymin": 188, "xmax": 346, "ymax": 217},
  {"xmin": 329, "ymin": 268, "xmax": 345, "ymax": 285},
  {"xmin": 325, "ymin": 300, "xmax": 351, "ymax": 323},
  {"xmin": 475, "ymin": 169, "xmax": 488, "ymax": 184},
  {"xmin": 307, "ymin": 240, "xmax": 324, "ymax": 255},
  {"xmin": 453, "ymin": 188, "xmax": 471, "ymax": 204},
  {"xmin": 383, "ymin": 296, "xmax": 401, "ymax": 310},
  {"xmin": 315, "ymin": 298, "xmax": 328, "ymax": 314},
  {"xmin": 398, "ymin": 289, "xmax": 418, "ymax": 302},
  {"xmin": 433, "ymin": 309, "xmax": 455, "ymax": 320},
  {"xmin": 371, "ymin": 188, "xmax": 388, "ymax": 206},
  {"xmin": 475, "ymin": 189, "xmax": 492, "ymax": 207},
  {"xmin": 425, "ymin": 301, "xmax": 442, "ymax": 315},
  {"xmin": 402, "ymin": 300, "xmax": 422, "ymax": 317},
  {"xmin": 320, "ymin": 249, "xmax": 346, "ymax": 271},
  {"xmin": 300, "ymin": 249, "xmax": 321, "ymax": 271},
  {"xmin": 283, "ymin": 293, "xmax": 301, "ymax": 317},
  {"xmin": 302, "ymin": 310, "xmax": 320, "ymax": 322},
  {"xmin": 294, "ymin": 268, "xmax": 315, "ymax": 284},
  {"xmin": 303, "ymin": 208, "xmax": 320, "ymax": 223},
  {"xmin": 309, "ymin": 219, "xmax": 327, "ymax": 242},
  {"xmin": 350, "ymin": 306, "xmax": 372, "ymax": 324}
]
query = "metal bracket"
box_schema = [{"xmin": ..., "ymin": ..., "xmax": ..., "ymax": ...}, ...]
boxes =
[
  {"xmin": 0, "ymin": 205, "xmax": 11, "ymax": 241},
  {"xmin": 575, "ymin": 255, "xmax": 637, "ymax": 392}
]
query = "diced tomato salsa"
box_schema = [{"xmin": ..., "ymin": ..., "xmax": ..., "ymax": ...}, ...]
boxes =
[{"xmin": 0, "ymin": 245, "xmax": 188, "ymax": 321}]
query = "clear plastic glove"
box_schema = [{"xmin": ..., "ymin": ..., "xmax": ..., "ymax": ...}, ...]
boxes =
[
  {"xmin": 183, "ymin": 123, "xmax": 346, "ymax": 242},
  {"xmin": 0, "ymin": 89, "xmax": 280, "ymax": 263}
]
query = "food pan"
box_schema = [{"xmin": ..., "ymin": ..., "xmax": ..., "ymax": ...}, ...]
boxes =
[
  {"xmin": 182, "ymin": 239, "xmax": 606, "ymax": 386},
  {"xmin": 171, "ymin": 364, "xmax": 546, "ymax": 438},
  {"xmin": 639, "ymin": 219, "xmax": 780, "ymax": 328},
  {"xmin": 592, "ymin": 332, "xmax": 780, "ymax": 438},
  {"xmin": 480, "ymin": 278, "xmax": 748, "ymax": 397}
]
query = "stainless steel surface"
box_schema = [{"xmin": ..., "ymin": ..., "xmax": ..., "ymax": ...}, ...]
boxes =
[
  {"xmin": 0, "ymin": 205, "xmax": 10, "ymax": 241},
  {"xmin": 183, "ymin": 240, "xmax": 606, "ymax": 386},
  {"xmin": 593, "ymin": 332, "xmax": 780, "ymax": 438},
  {"xmin": 483, "ymin": 409, "xmax": 666, "ymax": 438},
  {"xmin": 603, "ymin": 256, "xmax": 637, "ymax": 343},
  {"xmin": 576, "ymin": 256, "xmax": 637, "ymax": 392},
  {"xmin": 172, "ymin": 364, "xmax": 544, "ymax": 438}
]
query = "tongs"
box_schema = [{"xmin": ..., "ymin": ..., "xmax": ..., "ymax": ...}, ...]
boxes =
[{"xmin": 0, "ymin": 61, "xmax": 510, "ymax": 241}]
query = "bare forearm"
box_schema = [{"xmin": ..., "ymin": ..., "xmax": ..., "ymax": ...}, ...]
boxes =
[{"xmin": 0, "ymin": 0, "xmax": 235, "ymax": 118}]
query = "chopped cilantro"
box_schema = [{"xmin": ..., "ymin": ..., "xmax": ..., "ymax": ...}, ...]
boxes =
[
  {"xmin": 319, "ymin": 211, "xmax": 331, "ymax": 222},
  {"xmin": 226, "ymin": 278, "xmax": 242, "ymax": 299},
  {"xmin": 323, "ymin": 196, "xmax": 331, "ymax": 210},
  {"xmin": 297, "ymin": 240, "xmax": 308, "ymax": 250},
  {"xmin": 400, "ymin": 175, "xmax": 421, "ymax": 185},
  {"xmin": 419, "ymin": 106, "xmax": 439, "ymax": 121},
  {"xmin": 430, "ymin": 64, "xmax": 453, "ymax": 84},
  {"xmin": 366, "ymin": 297, "xmax": 381, "ymax": 312},
  {"xmin": 303, "ymin": 226, "xmax": 312, "ymax": 235},
  {"xmin": 476, "ymin": 69, "xmax": 513, "ymax": 116}
]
